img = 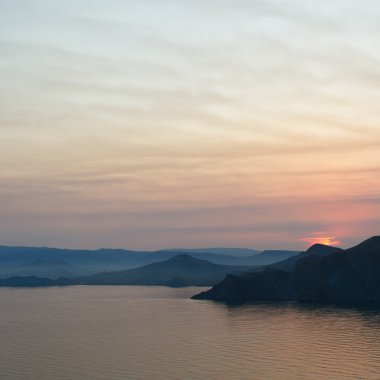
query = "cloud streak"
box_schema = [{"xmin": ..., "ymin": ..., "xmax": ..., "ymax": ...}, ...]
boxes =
[{"xmin": 0, "ymin": 0, "xmax": 379, "ymax": 249}]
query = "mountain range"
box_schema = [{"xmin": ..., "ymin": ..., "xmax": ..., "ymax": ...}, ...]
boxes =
[
  {"xmin": 0, "ymin": 245, "xmax": 299, "ymax": 279},
  {"xmin": 0, "ymin": 254, "xmax": 257, "ymax": 287},
  {"xmin": 2, "ymin": 236, "xmax": 380, "ymax": 306},
  {"xmin": 74, "ymin": 254, "xmax": 252, "ymax": 287},
  {"xmin": 192, "ymin": 236, "xmax": 380, "ymax": 305}
]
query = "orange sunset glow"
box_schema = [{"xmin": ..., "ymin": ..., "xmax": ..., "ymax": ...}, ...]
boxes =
[
  {"xmin": 0, "ymin": 0, "xmax": 379, "ymax": 251},
  {"xmin": 301, "ymin": 235, "xmax": 342, "ymax": 248},
  {"xmin": 1, "ymin": 2, "xmax": 380, "ymax": 380}
]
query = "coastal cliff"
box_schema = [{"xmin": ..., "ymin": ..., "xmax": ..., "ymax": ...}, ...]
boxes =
[{"xmin": 192, "ymin": 236, "xmax": 380, "ymax": 304}]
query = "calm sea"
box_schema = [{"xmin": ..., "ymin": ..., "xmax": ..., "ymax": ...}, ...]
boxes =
[{"xmin": 0, "ymin": 286, "xmax": 379, "ymax": 379}]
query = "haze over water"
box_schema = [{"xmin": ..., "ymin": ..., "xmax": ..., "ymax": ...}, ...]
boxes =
[{"xmin": 1, "ymin": 286, "xmax": 379, "ymax": 380}]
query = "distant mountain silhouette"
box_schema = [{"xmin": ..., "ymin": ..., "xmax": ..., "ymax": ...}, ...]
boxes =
[
  {"xmin": 15, "ymin": 259, "xmax": 75, "ymax": 279},
  {"xmin": 0, "ymin": 276, "xmax": 58, "ymax": 287},
  {"xmin": 75, "ymin": 254, "xmax": 250, "ymax": 287},
  {"xmin": 270, "ymin": 244, "xmax": 342, "ymax": 272},
  {"xmin": 345, "ymin": 236, "xmax": 380, "ymax": 254},
  {"xmin": 192, "ymin": 237, "xmax": 380, "ymax": 305},
  {"xmin": 0, "ymin": 254, "xmax": 256, "ymax": 288},
  {"xmin": 164, "ymin": 248, "xmax": 261, "ymax": 257},
  {"xmin": 305, "ymin": 244, "xmax": 343, "ymax": 255},
  {"xmin": 0, "ymin": 245, "xmax": 299, "ymax": 279},
  {"xmin": 251, "ymin": 250, "xmax": 300, "ymax": 265}
]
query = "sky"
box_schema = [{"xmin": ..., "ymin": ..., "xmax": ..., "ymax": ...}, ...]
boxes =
[{"xmin": 0, "ymin": 0, "xmax": 379, "ymax": 250}]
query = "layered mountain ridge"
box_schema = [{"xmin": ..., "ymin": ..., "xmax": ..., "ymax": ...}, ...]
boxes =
[
  {"xmin": 0, "ymin": 245, "xmax": 299, "ymax": 279},
  {"xmin": 192, "ymin": 236, "xmax": 380, "ymax": 305}
]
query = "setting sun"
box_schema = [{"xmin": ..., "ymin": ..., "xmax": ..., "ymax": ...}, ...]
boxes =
[{"xmin": 301, "ymin": 236, "xmax": 342, "ymax": 247}]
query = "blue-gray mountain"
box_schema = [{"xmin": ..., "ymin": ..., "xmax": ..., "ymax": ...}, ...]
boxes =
[
  {"xmin": 74, "ymin": 254, "xmax": 253, "ymax": 287},
  {"xmin": 192, "ymin": 236, "xmax": 380, "ymax": 305},
  {"xmin": 165, "ymin": 248, "xmax": 261, "ymax": 257},
  {"xmin": 0, "ymin": 245, "xmax": 299, "ymax": 279},
  {"xmin": 0, "ymin": 254, "xmax": 257, "ymax": 287}
]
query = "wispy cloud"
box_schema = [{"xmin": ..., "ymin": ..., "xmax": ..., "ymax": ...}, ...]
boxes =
[{"xmin": 0, "ymin": 0, "xmax": 379, "ymax": 248}]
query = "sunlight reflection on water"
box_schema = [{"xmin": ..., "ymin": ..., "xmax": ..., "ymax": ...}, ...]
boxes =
[{"xmin": 0, "ymin": 286, "xmax": 379, "ymax": 380}]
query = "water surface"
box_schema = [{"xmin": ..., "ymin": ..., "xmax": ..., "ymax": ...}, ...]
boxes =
[{"xmin": 0, "ymin": 286, "xmax": 379, "ymax": 379}]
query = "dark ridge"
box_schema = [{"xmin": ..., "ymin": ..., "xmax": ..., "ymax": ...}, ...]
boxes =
[
  {"xmin": 192, "ymin": 236, "xmax": 380, "ymax": 305},
  {"xmin": 346, "ymin": 236, "xmax": 380, "ymax": 254},
  {"xmin": 0, "ymin": 276, "xmax": 58, "ymax": 287},
  {"xmin": 306, "ymin": 244, "xmax": 343, "ymax": 255}
]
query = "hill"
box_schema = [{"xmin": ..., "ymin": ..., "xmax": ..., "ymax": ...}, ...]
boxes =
[
  {"xmin": 164, "ymin": 247, "xmax": 261, "ymax": 257},
  {"xmin": 0, "ymin": 254, "xmax": 255, "ymax": 288},
  {"xmin": 15, "ymin": 259, "xmax": 76, "ymax": 279},
  {"xmin": 269, "ymin": 244, "xmax": 343, "ymax": 272},
  {"xmin": 0, "ymin": 276, "xmax": 58, "ymax": 287},
  {"xmin": 75, "ymin": 254, "xmax": 250, "ymax": 287},
  {"xmin": 0, "ymin": 245, "xmax": 299, "ymax": 279},
  {"xmin": 192, "ymin": 237, "xmax": 380, "ymax": 305}
]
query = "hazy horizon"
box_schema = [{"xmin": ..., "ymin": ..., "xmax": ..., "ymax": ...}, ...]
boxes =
[
  {"xmin": 1, "ymin": 0, "xmax": 379, "ymax": 250},
  {"xmin": 0, "ymin": 236, "xmax": 373, "ymax": 252}
]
